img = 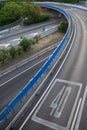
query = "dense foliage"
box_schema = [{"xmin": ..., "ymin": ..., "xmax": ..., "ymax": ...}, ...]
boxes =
[
  {"xmin": 0, "ymin": 2, "xmax": 22, "ymax": 26},
  {"xmin": 0, "ymin": 48, "xmax": 9, "ymax": 63},
  {"xmin": 54, "ymin": 0, "xmax": 79, "ymax": 3},
  {"xmin": 0, "ymin": 2, "xmax": 49, "ymax": 26},
  {"xmin": 10, "ymin": 0, "xmax": 79, "ymax": 3},
  {"xmin": 19, "ymin": 37, "xmax": 31, "ymax": 51},
  {"xmin": 8, "ymin": 46, "xmax": 16, "ymax": 58},
  {"xmin": 22, "ymin": 4, "xmax": 49, "ymax": 25},
  {"xmin": 58, "ymin": 21, "xmax": 68, "ymax": 32},
  {"xmin": 0, "ymin": 36, "xmax": 40, "ymax": 63}
]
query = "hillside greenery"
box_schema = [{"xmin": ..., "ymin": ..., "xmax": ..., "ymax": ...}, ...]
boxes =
[
  {"xmin": 0, "ymin": 1, "xmax": 49, "ymax": 26},
  {"xmin": 36, "ymin": 0, "xmax": 79, "ymax": 3},
  {"xmin": 54, "ymin": 0, "xmax": 79, "ymax": 3}
]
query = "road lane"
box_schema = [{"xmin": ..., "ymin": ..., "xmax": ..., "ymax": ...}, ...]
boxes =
[
  {"xmin": 0, "ymin": 40, "xmax": 59, "ymax": 110},
  {"xmin": 0, "ymin": 57, "xmax": 47, "ymax": 111},
  {"xmin": 17, "ymin": 4, "xmax": 87, "ymax": 130},
  {"xmin": 0, "ymin": 12, "xmax": 64, "ymax": 112},
  {"xmin": 0, "ymin": 45, "xmax": 56, "ymax": 85},
  {"xmin": 0, "ymin": 20, "xmax": 60, "ymax": 47}
]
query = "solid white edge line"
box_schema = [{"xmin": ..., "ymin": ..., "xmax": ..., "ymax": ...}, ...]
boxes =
[
  {"xmin": 0, "ymin": 41, "xmax": 58, "ymax": 77},
  {"xmin": 75, "ymin": 86, "xmax": 87, "ymax": 130},
  {"xmin": 0, "ymin": 20, "xmax": 58, "ymax": 77},
  {"xmin": 6, "ymin": 11, "xmax": 72, "ymax": 130},
  {"xmin": 70, "ymin": 98, "xmax": 82, "ymax": 130},
  {"xmin": 6, "ymin": 4, "xmax": 76, "ymax": 130},
  {"xmin": 18, "ymin": 14, "xmax": 75, "ymax": 130},
  {"xmin": 0, "ymin": 56, "xmax": 49, "ymax": 87}
]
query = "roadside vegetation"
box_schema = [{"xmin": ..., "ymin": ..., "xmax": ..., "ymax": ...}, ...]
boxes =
[
  {"xmin": 0, "ymin": 0, "xmax": 68, "ymax": 65},
  {"xmin": 23, "ymin": 4, "xmax": 50, "ymax": 26},
  {"xmin": 0, "ymin": 1, "xmax": 50, "ymax": 26},
  {"xmin": 0, "ymin": 2, "xmax": 22, "ymax": 26},
  {"xmin": 54, "ymin": 0, "xmax": 79, "ymax": 3},
  {"xmin": 58, "ymin": 21, "xmax": 68, "ymax": 32},
  {"xmin": 36, "ymin": 0, "xmax": 79, "ymax": 4},
  {"xmin": 0, "ymin": 36, "xmax": 40, "ymax": 63}
]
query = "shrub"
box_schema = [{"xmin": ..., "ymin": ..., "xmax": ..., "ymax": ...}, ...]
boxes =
[
  {"xmin": 39, "ymin": 13, "xmax": 50, "ymax": 22},
  {"xmin": 19, "ymin": 37, "xmax": 31, "ymax": 51},
  {"xmin": 8, "ymin": 46, "xmax": 17, "ymax": 58},
  {"xmin": 0, "ymin": 48, "xmax": 9, "ymax": 63},
  {"xmin": 0, "ymin": 36, "xmax": 41, "ymax": 64},
  {"xmin": 0, "ymin": 2, "xmax": 22, "ymax": 26},
  {"xmin": 58, "ymin": 21, "xmax": 68, "ymax": 32},
  {"xmin": 22, "ymin": 4, "xmax": 39, "ymax": 24},
  {"xmin": 16, "ymin": 46, "xmax": 22, "ymax": 55},
  {"xmin": 34, "ymin": 35, "xmax": 40, "ymax": 43},
  {"xmin": 23, "ymin": 18, "xmax": 32, "ymax": 26},
  {"xmin": 23, "ymin": 13, "xmax": 50, "ymax": 26},
  {"xmin": 29, "ymin": 39, "xmax": 36, "ymax": 45}
]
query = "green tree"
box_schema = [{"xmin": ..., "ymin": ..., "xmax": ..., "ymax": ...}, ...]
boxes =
[
  {"xmin": 10, "ymin": 0, "xmax": 31, "ymax": 2},
  {"xmin": 9, "ymin": 46, "xmax": 16, "ymax": 58},
  {"xmin": 0, "ymin": 2, "xmax": 22, "ymax": 26},
  {"xmin": 0, "ymin": 48, "xmax": 9, "ymax": 63},
  {"xmin": 0, "ymin": 2, "xmax": 4, "ymax": 9},
  {"xmin": 33, "ymin": 5, "xmax": 41, "ymax": 14},
  {"xmin": 22, "ymin": 4, "xmax": 49, "ymax": 26},
  {"xmin": 54, "ymin": 0, "xmax": 79, "ymax": 3},
  {"xmin": 22, "ymin": 4, "xmax": 39, "ymax": 24},
  {"xmin": 19, "ymin": 37, "xmax": 31, "ymax": 51},
  {"xmin": 58, "ymin": 21, "xmax": 68, "ymax": 32}
]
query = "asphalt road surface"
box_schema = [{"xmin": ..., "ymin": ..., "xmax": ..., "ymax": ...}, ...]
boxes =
[
  {"xmin": 0, "ymin": 44, "xmax": 57, "ymax": 110},
  {"xmin": 0, "ymin": 20, "xmax": 60, "ymax": 48},
  {"xmin": 0, "ymin": 18, "xmax": 63, "ymax": 110},
  {"xmin": 15, "ymin": 3, "xmax": 87, "ymax": 130}
]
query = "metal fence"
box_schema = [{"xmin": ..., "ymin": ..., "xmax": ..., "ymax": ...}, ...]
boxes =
[{"xmin": 0, "ymin": 3, "xmax": 71, "ymax": 125}]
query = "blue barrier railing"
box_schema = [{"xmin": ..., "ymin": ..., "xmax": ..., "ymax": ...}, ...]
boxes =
[{"xmin": 0, "ymin": 3, "xmax": 71, "ymax": 125}]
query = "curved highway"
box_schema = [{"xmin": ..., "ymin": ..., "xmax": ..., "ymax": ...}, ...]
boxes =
[
  {"xmin": 0, "ymin": 5, "xmax": 69, "ymax": 130},
  {"xmin": 0, "ymin": 44, "xmax": 57, "ymax": 111},
  {"xmin": 10, "ymin": 3, "xmax": 87, "ymax": 130},
  {"xmin": 0, "ymin": 19, "xmax": 60, "ymax": 48},
  {"xmin": 0, "ymin": 12, "xmax": 64, "ymax": 111}
]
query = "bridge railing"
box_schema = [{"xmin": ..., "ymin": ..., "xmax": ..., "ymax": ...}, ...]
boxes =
[{"xmin": 0, "ymin": 3, "xmax": 71, "ymax": 125}]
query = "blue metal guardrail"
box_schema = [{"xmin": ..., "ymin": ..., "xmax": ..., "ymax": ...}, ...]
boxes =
[{"xmin": 0, "ymin": 3, "xmax": 71, "ymax": 125}]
